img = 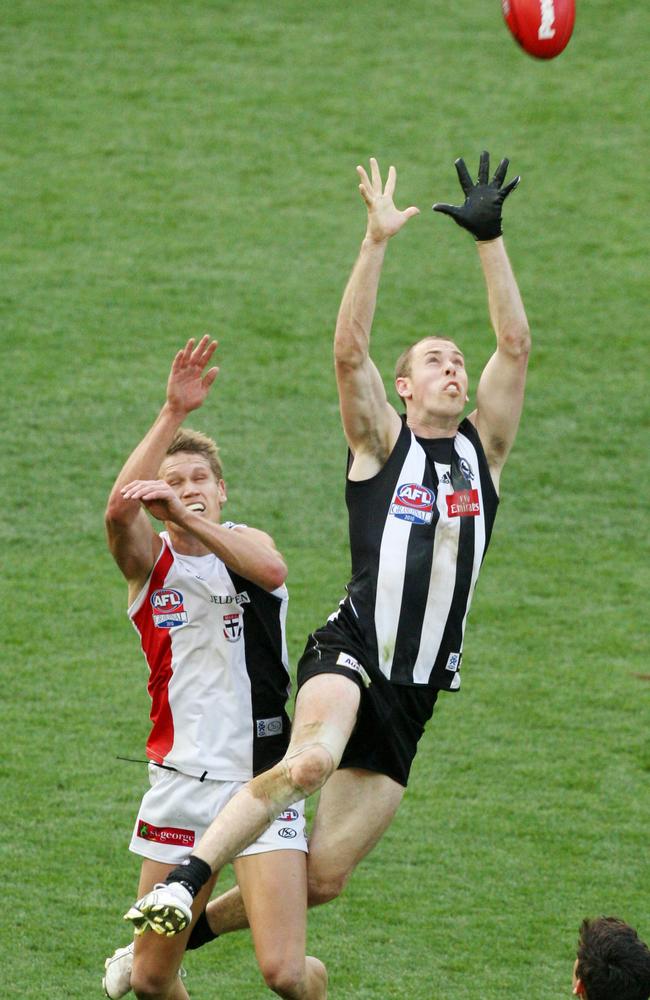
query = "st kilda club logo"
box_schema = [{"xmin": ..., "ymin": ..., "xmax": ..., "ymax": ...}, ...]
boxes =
[{"xmin": 223, "ymin": 612, "xmax": 243, "ymax": 642}]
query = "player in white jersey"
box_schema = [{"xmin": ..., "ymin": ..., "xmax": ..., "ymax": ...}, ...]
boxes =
[
  {"xmin": 103, "ymin": 337, "xmax": 327, "ymax": 999},
  {"xmin": 124, "ymin": 153, "xmax": 531, "ymax": 953}
]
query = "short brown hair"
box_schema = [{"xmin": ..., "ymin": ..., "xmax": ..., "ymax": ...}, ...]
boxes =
[
  {"xmin": 165, "ymin": 428, "xmax": 223, "ymax": 481},
  {"xmin": 394, "ymin": 335, "xmax": 458, "ymax": 380}
]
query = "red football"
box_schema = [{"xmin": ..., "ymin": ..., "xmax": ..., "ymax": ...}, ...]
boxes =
[{"xmin": 502, "ymin": 0, "xmax": 576, "ymax": 59}]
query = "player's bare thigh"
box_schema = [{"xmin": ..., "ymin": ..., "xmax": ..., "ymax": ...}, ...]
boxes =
[
  {"xmin": 288, "ymin": 672, "xmax": 361, "ymax": 769},
  {"xmin": 307, "ymin": 767, "xmax": 405, "ymax": 904}
]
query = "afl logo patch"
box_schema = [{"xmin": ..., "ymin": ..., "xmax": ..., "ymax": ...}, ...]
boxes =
[
  {"xmin": 390, "ymin": 483, "xmax": 435, "ymax": 525},
  {"xmin": 278, "ymin": 827, "xmax": 297, "ymax": 839},
  {"xmin": 150, "ymin": 589, "xmax": 188, "ymax": 628},
  {"xmin": 278, "ymin": 808, "xmax": 299, "ymax": 822}
]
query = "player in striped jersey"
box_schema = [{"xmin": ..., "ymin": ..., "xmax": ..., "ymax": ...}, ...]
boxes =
[
  {"xmin": 103, "ymin": 337, "xmax": 327, "ymax": 998},
  {"xmin": 126, "ymin": 153, "xmax": 531, "ymax": 947}
]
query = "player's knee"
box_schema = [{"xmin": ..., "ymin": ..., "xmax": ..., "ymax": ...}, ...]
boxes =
[
  {"xmin": 131, "ymin": 963, "xmax": 175, "ymax": 1000},
  {"xmin": 307, "ymin": 866, "xmax": 349, "ymax": 906},
  {"xmin": 257, "ymin": 954, "xmax": 306, "ymax": 997},
  {"xmin": 286, "ymin": 744, "xmax": 334, "ymax": 797}
]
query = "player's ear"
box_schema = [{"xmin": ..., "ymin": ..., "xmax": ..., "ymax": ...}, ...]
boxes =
[
  {"xmin": 395, "ymin": 376, "xmax": 410, "ymax": 400},
  {"xmin": 218, "ymin": 479, "xmax": 227, "ymax": 504},
  {"xmin": 573, "ymin": 977, "xmax": 586, "ymax": 996}
]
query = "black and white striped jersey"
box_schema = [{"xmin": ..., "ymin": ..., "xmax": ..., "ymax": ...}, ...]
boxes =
[{"xmin": 341, "ymin": 416, "xmax": 499, "ymax": 691}]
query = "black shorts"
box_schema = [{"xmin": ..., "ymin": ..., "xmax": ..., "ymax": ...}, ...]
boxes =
[{"xmin": 296, "ymin": 623, "xmax": 439, "ymax": 788}]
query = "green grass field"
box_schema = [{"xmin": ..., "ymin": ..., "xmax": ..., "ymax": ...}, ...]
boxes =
[{"xmin": 2, "ymin": 1, "xmax": 649, "ymax": 997}]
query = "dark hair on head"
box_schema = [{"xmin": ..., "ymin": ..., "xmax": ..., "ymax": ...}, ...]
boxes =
[
  {"xmin": 577, "ymin": 917, "xmax": 650, "ymax": 1000},
  {"xmin": 164, "ymin": 428, "xmax": 223, "ymax": 481}
]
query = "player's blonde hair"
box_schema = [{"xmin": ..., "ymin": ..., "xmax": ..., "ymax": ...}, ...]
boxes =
[{"xmin": 165, "ymin": 428, "xmax": 223, "ymax": 481}]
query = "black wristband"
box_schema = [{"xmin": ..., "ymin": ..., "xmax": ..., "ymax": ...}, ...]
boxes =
[{"xmin": 165, "ymin": 854, "xmax": 212, "ymax": 898}]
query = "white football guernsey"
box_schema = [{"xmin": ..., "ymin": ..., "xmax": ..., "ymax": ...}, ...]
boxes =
[{"xmin": 129, "ymin": 529, "xmax": 290, "ymax": 780}]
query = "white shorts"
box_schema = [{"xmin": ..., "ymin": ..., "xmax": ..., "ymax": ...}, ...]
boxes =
[{"xmin": 129, "ymin": 764, "xmax": 308, "ymax": 864}]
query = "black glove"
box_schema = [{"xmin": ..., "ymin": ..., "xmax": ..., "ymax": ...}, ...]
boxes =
[{"xmin": 433, "ymin": 151, "xmax": 520, "ymax": 241}]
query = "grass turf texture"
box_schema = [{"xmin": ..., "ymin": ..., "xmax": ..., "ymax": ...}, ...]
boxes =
[{"xmin": 2, "ymin": 1, "xmax": 649, "ymax": 997}]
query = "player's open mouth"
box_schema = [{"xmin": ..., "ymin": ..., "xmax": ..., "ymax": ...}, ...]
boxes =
[
  {"xmin": 187, "ymin": 502, "xmax": 206, "ymax": 513},
  {"xmin": 444, "ymin": 381, "xmax": 461, "ymax": 394}
]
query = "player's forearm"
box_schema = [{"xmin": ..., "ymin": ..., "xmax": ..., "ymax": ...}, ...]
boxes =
[
  {"xmin": 477, "ymin": 238, "xmax": 530, "ymax": 357},
  {"xmin": 105, "ymin": 403, "xmax": 186, "ymax": 524},
  {"xmin": 176, "ymin": 515, "xmax": 287, "ymax": 591},
  {"xmin": 334, "ymin": 237, "xmax": 387, "ymax": 368}
]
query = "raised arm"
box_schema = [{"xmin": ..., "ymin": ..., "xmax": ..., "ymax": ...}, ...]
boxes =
[
  {"xmin": 434, "ymin": 152, "xmax": 530, "ymax": 490},
  {"xmin": 472, "ymin": 237, "xmax": 530, "ymax": 487},
  {"xmin": 118, "ymin": 474, "xmax": 288, "ymax": 594},
  {"xmin": 335, "ymin": 158, "xmax": 418, "ymax": 480},
  {"xmin": 105, "ymin": 336, "xmax": 219, "ymax": 598}
]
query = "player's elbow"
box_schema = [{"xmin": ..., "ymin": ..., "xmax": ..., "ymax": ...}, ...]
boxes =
[
  {"xmin": 262, "ymin": 556, "xmax": 288, "ymax": 592},
  {"xmin": 500, "ymin": 322, "xmax": 531, "ymax": 360},
  {"xmin": 334, "ymin": 322, "xmax": 369, "ymax": 369}
]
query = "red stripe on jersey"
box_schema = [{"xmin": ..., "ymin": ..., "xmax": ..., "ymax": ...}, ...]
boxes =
[{"xmin": 132, "ymin": 543, "xmax": 176, "ymax": 763}]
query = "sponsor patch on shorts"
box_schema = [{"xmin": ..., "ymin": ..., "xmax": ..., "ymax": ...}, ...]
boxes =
[
  {"xmin": 277, "ymin": 807, "xmax": 300, "ymax": 822},
  {"xmin": 256, "ymin": 716, "xmax": 283, "ymax": 737},
  {"xmin": 336, "ymin": 651, "xmax": 371, "ymax": 687},
  {"xmin": 137, "ymin": 819, "xmax": 195, "ymax": 848}
]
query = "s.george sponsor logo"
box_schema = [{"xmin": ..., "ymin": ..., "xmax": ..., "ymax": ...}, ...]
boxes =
[
  {"xmin": 256, "ymin": 716, "xmax": 283, "ymax": 738},
  {"xmin": 137, "ymin": 819, "xmax": 195, "ymax": 847},
  {"xmin": 390, "ymin": 482, "xmax": 435, "ymax": 525},
  {"xmin": 278, "ymin": 827, "xmax": 297, "ymax": 839},
  {"xmin": 446, "ymin": 489, "xmax": 481, "ymax": 517},
  {"xmin": 278, "ymin": 808, "xmax": 299, "ymax": 822},
  {"xmin": 223, "ymin": 612, "xmax": 243, "ymax": 642},
  {"xmin": 151, "ymin": 589, "xmax": 189, "ymax": 628},
  {"xmin": 538, "ymin": 0, "xmax": 556, "ymax": 39}
]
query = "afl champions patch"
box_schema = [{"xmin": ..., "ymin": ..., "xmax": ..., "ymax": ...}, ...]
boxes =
[
  {"xmin": 389, "ymin": 483, "xmax": 436, "ymax": 525},
  {"xmin": 150, "ymin": 588, "xmax": 188, "ymax": 628}
]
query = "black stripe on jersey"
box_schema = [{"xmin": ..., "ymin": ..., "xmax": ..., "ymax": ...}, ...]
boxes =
[
  {"xmin": 227, "ymin": 571, "xmax": 291, "ymax": 775},
  {"xmin": 390, "ymin": 458, "xmax": 440, "ymax": 684}
]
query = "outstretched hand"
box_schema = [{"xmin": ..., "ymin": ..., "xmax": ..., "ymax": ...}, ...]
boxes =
[
  {"xmin": 433, "ymin": 151, "xmax": 520, "ymax": 241},
  {"xmin": 167, "ymin": 335, "xmax": 219, "ymax": 416},
  {"xmin": 358, "ymin": 158, "xmax": 419, "ymax": 243}
]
